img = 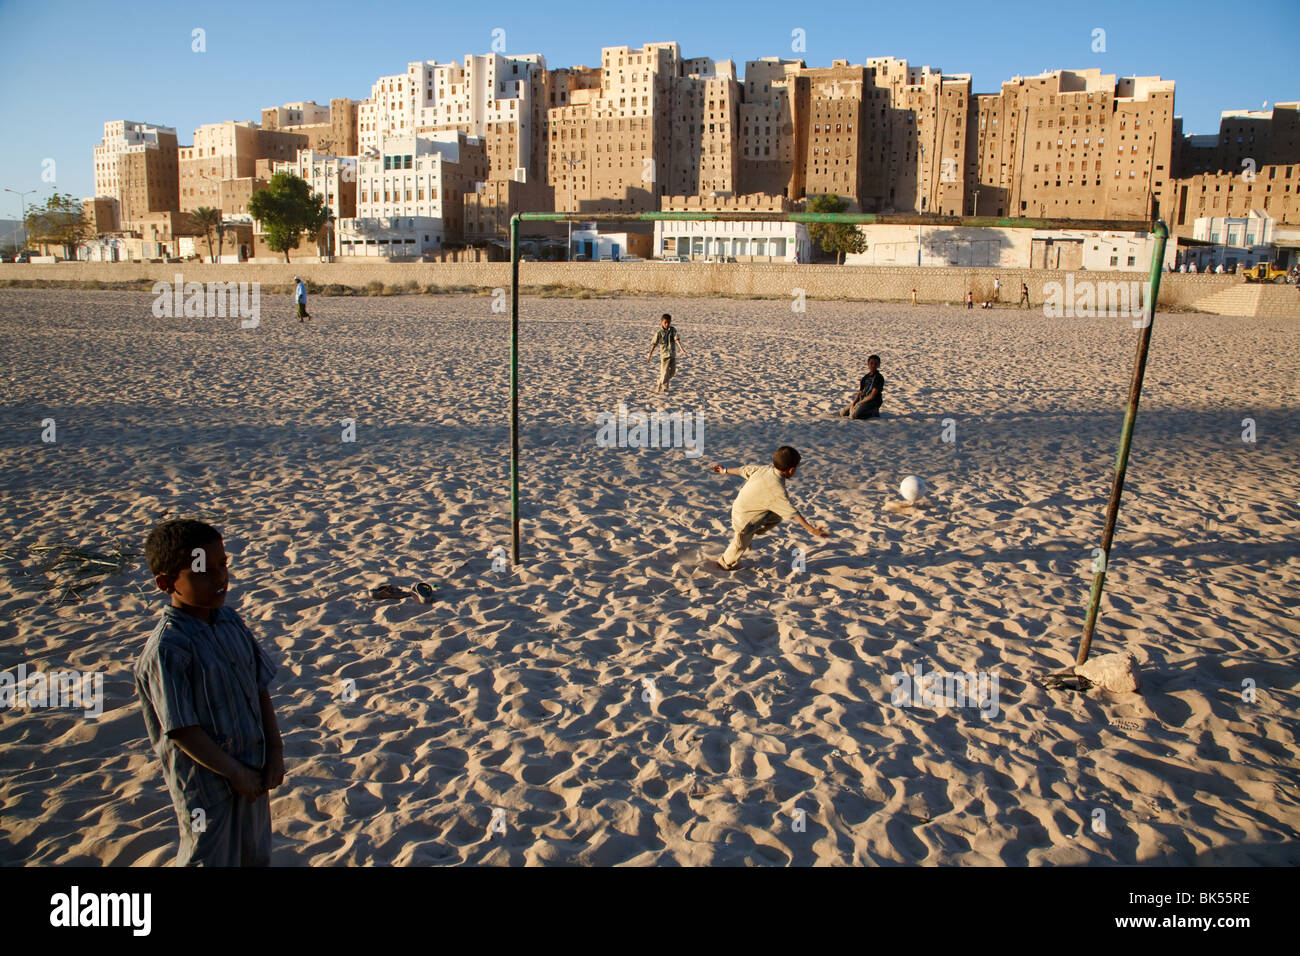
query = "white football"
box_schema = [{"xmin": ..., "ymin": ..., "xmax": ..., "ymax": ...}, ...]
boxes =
[{"xmin": 899, "ymin": 475, "xmax": 927, "ymax": 503}]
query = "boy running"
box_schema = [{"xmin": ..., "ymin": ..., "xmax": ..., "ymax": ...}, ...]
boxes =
[{"xmin": 648, "ymin": 313, "xmax": 687, "ymax": 393}]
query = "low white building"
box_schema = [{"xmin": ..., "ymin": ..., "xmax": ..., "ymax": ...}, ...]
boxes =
[
  {"xmin": 845, "ymin": 225, "xmax": 1027, "ymax": 267},
  {"xmin": 1186, "ymin": 210, "xmax": 1276, "ymax": 271},
  {"xmin": 653, "ymin": 219, "xmax": 809, "ymax": 262},
  {"xmin": 1030, "ymin": 230, "xmax": 1176, "ymax": 272},
  {"xmin": 569, "ymin": 229, "xmax": 644, "ymax": 260},
  {"xmin": 76, "ymin": 237, "xmax": 130, "ymax": 262},
  {"xmin": 337, "ymin": 131, "xmax": 482, "ymax": 257}
]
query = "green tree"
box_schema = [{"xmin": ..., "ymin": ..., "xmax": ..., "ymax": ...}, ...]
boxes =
[
  {"xmin": 25, "ymin": 193, "xmax": 90, "ymax": 260},
  {"xmin": 806, "ymin": 194, "xmax": 866, "ymax": 265},
  {"xmin": 247, "ymin": 172, "xmax": 329, "ymax": 263},
  {"xmin": 192, "ymin": 206, "xmax": 223, "ymax": 262}
]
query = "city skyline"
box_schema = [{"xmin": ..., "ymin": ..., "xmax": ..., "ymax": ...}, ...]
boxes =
[{"xmin": 1, "ymin": 0, "xmax": 1297, "ymax": 205}]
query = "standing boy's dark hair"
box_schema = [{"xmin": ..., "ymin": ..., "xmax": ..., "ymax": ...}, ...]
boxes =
[
  {"xmin": 146, "ymin": 519, "xmax": 222, "ymax": 576},
  {"xmin": 661, "ymin": 313, "xmax": 672, "ymax": 322},
  {"xmin": 773, "ymin": 446, "xmax": 802, "ymax": 471},
  {"xmin": 868, "ymin": 354, "xmax": 881, "ymax": 365}
]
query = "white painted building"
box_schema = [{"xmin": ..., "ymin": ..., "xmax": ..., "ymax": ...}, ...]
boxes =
[
  {"xmin": 358, "ymin": 53, "xmax": 545, "ymax": 164},
  {"xmin": 840, "ymin": 225, "xmax": 1171, "ymax": 271},
  {"xmin": 654, "ymin": 219, "xmax": 809, "ymax": 262},
  {"xmin": 1193, "ymin": 210, "xmax": 1274, "ymax": 248},
  {"xmin": 844, "ymin": 225, "xmax": 1027, "ymax": 267},
  {"xmin": 337, "ymin": 131, "xmax": 479, "ymax": 257},
  {"xmin": 1188, "ymin": 211, "xmax": 1277, "ymax": 270},
  {"xmin": 76, "ymin": 237, "xmax": 130, "ymax": 262},
  {"xmin": 569, "ymin": 230, "xmax": 642, "ymax": 260},
  {"xmin": 1037, "ymin": 230, "xmax": 1177, "ymax": 271},
  {"xmin": 273, "ymin": 150, "xmax": 357, "ymax": 255}
]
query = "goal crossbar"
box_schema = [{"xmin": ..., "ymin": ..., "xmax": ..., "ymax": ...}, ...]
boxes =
[{"xmin": 507, "ymin": 211, "xmax": 1172, "ymax": 667}]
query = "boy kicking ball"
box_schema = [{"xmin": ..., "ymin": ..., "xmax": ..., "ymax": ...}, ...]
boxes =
[{"xmin": 710, "ymin": 445, "xmax": 829, "ymax": 570}]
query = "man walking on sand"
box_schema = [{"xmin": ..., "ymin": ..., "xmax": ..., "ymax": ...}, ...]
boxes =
[
  {"xmin": 295, "ymin": 276, "xmax": 311, "ymax": 323},
  {"xmin": 1018, "ymin": 281, "xmax": 1030, "ymax": 309}
]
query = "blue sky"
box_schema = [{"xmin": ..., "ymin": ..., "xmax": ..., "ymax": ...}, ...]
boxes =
[{"xmin": 1, "ymin": 0, "xmax": 1296, "ymax": 211}]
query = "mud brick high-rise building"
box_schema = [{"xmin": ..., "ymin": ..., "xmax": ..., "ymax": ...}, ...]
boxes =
[
  {"xmin": 1167, "ymin": 103, "xmax": 1300, "ymax": 238},
  {"xmin": 585, "ymin": 42, "xmax": 679, "ymax": 212},
  {"xmin": 178, "ymin": 121, "xmax": 308, "ymax": 213},
  {"xmin": 261, "ymin": 99, "xmax": 359, "ymax": 157},
  {"xmin": 800, "ymin": 60, "xmax": 867, "ymax": 208},
  {"xmin": 92, "ymin": 121, "xmax": 179, "ymax": 231},
  {"xmin": 738, "ymin": 58, "xmax": 807, "ymax": 199},
  {"xmin": 667, "ymin": 57, "xmax": 740, "ymax": 197},
  {"xmin": 860, "ymin": 57, "xmax": 970, "ymax": 215},
  {"xmin": 966, "ymin": 69, "xmax": 1175, "ymax": 222}
]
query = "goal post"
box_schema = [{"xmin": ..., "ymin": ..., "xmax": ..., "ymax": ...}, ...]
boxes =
[{"xmin": 508, "ymin": 211, "xmax": 1170, "ymax": 667}]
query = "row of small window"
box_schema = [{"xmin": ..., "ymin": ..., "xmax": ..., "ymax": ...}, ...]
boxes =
[
  {"xmin": 1034, "ymin": 170, "xmax": 1142, "ymax": 182},
  {"xmin": 665, "ymin": 236, "xmax": 788, "ymax": 257},
  {"xmin": 361, "ymin": 190, "xmax": 439, "ymax": 202},
  {"xmin": 1205, "ymin": 182, "xmax": 1292, "ymax": 192},
  {"xmin": 1035, "ymin": 138, "xmax": 1107, "ymax": 149}
]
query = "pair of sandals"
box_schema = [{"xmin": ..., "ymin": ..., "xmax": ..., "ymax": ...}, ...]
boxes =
[{"xmin": 368, "ymin": 582, "xmax": 435, "ymax": 603}]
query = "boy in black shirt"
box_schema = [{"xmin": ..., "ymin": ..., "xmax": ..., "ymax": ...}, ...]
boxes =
[{"xmin": 840, "ymin": 354, "xmax": 884, "ymax": 419}]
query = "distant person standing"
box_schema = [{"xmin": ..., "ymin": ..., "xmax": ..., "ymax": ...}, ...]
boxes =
[
  {"xmin": 910, "ymin": 287, "xmax": 918, "ymax": 306},
  {"xmin": 993, "ymin": 277, "xmax": 1001, "ymax": 302},
  {"xmin": 1018, "ymin": 282, "xmax": 1031, "ymax": 309},
  {"xmin": 294, "ymin": 276, "xmax": 311, "ymax": 323},
  {"xmin": 966, "ymin": 291, "xmax": 974, "ymax": 309}
]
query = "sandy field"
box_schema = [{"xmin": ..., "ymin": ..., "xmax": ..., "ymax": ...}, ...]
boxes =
[{"xmin": 0, "ymin": 287, "xmax": 1297, "ymax": 866}]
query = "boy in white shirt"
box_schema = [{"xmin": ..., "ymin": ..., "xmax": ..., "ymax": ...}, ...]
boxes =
[{"xmin": 710, "ymin": 445, "xmax": 829, "ymax": 570}]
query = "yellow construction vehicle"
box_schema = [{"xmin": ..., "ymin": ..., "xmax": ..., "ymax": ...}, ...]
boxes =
[{"xmin": 1243, "ymin": 262, "xmax": 1289, "ymax": 283}]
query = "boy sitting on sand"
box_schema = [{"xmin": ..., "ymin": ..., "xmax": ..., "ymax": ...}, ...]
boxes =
[
  {"xmin": 840, "ymin": 354, "xmax": 884, "ymax": 419},
  {"xmin": 711, "ymin": 445, "xmax": 829, "ymax": 570},
  {"xmin": 134, "ymin": 519, "xmax": 283, "ymax": 866},
  {"xmin": 647, "ymin": 313, "xmax": 687, "ymax": 393}
]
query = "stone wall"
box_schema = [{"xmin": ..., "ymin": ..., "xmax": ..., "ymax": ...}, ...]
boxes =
[{"xmin": 0, "ymin": 260, "xmax": 1251, "ymax": 310}]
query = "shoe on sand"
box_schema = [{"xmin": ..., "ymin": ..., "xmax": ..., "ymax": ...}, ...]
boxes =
[
  {"xmin": 415, "ymin": 582, "xmax": 435, "ymax": 603},
  {"xmin": 368, "ymin": 584, "xmax": 410, "ymax": 600}
]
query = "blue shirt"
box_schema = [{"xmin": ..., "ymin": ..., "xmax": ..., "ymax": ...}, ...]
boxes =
[{"xmin": 295, "ymin": 280, "xmax": 306, "ymax": 303}]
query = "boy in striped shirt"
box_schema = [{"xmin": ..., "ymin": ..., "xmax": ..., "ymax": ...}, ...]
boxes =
[{"xmin": 135, "ymin": 519, "xmax": 283, "ymax": 866}]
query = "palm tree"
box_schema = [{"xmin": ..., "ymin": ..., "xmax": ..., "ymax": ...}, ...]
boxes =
[{"xmin": 192, "ymin": 207, "xmax": 222, "ymax": 262}]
